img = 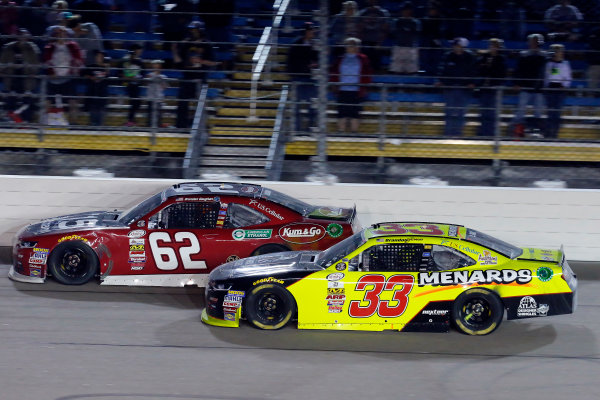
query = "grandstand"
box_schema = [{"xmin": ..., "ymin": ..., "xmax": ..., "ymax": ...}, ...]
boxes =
[{"xmin": 1, "ymin": 0, "xmax": 600, "ymax": 185}]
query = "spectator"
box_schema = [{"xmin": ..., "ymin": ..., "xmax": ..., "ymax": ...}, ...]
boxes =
[
  {"xmin": 175, "ymin": 34, "xmax": 220, "ymax": 129},
  {"xmin": 330, "ymin": 1, "xmax": 360, "ymax": 58},
  {"xmin": 436, "ymin": 37, "xmax": 475, "ymax": 137},
  {"xmin": 121, "ymin": 43, "xmax": 144, "ymax": 126},
  {"xmin": 331, "ymin": 37, "xmax": 373, "ymax": 134},
  {"xmin": 67, "ymin": 15, "xmax": 103, "ymax": 65},
  {"xmin": 146, "ymin": 60, "xmax": 168, "ymax": 128},
  {"xmin": 544, "ymin": 44, "xmax": 571, "ymax": 138},
  {"xmin": 46, "ymin": 0, "xmax": 69, "ymax": 28},
  {"xmin": 0, "ymin": 28, "xmax": 40, "ymax": 123},
  {"xmin": 71, "ymin": 0, "xmax": 108, "ymax": 33},
  {"xmin": 45, "ymin": 11, "xmax": 75, "ymax": 41},
  {"xmin": 476, "ymin": 38, "xmax": 507, "ymax": 137},
  {"xmin": 420, "ymin": 1, "xmax": 444, "ymax": 76},
  {"xmin": 389, "ymin": 1, "xmax": 421, "ymax": 74},
  {"xmin": 586, "ymin": 26, "xmax": 600, "ymax": 94},
  {"xmin": 158, "ymin": 0, "xmax": 194, "ymax": 56},
  {"xmin": 357, "ymin": 0, "xmax": 390, "ymax": 71},
  {"xmin": 82, "ymin": 50, "xmax": 110, "ymax": 126},
  {"xmin": 43, "ymin": 26, "xmax": 84, "ymax": 125},
  {"xmin": 173, "ymin": 21, "xmax": 211, "ymax": 65},
  {"xmin": 544, "ymin": 0, "xmax": 583, "ymax": 42},
  {"xmin": 286, "ymin": 22, "xmax": 318, "ymax": 133},
  {"xmin": 0, "ymin": 0, "xmax": 18, "ymax": 43},
  {"xmin": 511, "ymin": 33, "xmax": 547, "ymax": 136}
]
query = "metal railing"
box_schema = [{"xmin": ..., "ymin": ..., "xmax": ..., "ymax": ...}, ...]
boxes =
[
  {"xmin": 266, "ymin": 85, "xmax": 289, "ymax": 180},
  {"xmin": 182, "ymin": 83, "xmax": 209, "ymax": 179}
]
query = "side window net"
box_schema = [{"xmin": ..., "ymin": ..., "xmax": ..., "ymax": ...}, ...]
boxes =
[
  {"xmin": 367, "ymin": 244, "xmax": 424, "ymax": 272},
  {"xmin": 164, "ymin": 202, "xmax": 220, "ymax": 229}
]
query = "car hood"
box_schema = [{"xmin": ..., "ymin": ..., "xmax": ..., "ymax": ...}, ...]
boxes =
[
  {"xmin": 21, "ymin": 210, "xmax": 126, "ymax": 237},
  {"xmin": 211, "ymin": 251, "xmax": 322, "ymax": 280}
]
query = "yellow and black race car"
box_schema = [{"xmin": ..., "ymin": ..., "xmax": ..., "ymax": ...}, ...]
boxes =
[{"xmin": 202, "ymin": 222, "xmax": 577, "ymax": 335}]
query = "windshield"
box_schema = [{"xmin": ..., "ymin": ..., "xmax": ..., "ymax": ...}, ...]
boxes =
[
  {"xmin": 465, "ymin": 229, "xmax": 523, "ymax": 259},
  {"xmin": 316, "ymin": 231, "xmax": 365, "ymax": 268},
  {"xmin": 118, "ymin": 192, "xmax": 164, "ymax": 225},
  {"xmin": 260, "ymin": 188, "xmax": 312, "ymax": 215}
]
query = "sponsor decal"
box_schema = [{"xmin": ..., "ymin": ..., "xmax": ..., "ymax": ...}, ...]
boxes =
[
  {"xmin": 29, "ymin": 248, "xmax": 49, "ymax": 264},
  {"xmin": 128, "ymin": 257, "xmax": 146, "ymax": 263},
  {"xmin": 222, "ymin": 290, "xmax": 245, "ymax": 314},
  {"xmin": 326, "ymin": 223, "xmax": 343, "ymax": 238},
  {"xmin": 130, "ymin": 265, "xmax": 144, "ymax": 271},
  {"xmin": 327, "ymin": 287, "xmax": 345, "ymax": 295},
  {"xmin": 424, "ymin": 245, "xmax": 432, "ymax": 249},
  {"xmin": 328, "ymin": 300, "xmax": 345, "ymax": 306},
  {"xmin": 326, "ymin": 294, "xmax": 346, "ymax": 300},
  {"xmin": 252, "ymin": 277, "xmax": 284, "ymax": 286},
  {"xmin": 232, "ymin": 229, "xmax": 272, "ymax": 240},
  {"xmin": 517, "ymin": 296, "xmax": 549, "ymax": 317},
  {"xmin": 335, "ymin": 263, "xmax": 346, "ymax": 271},
  {"xmin": 422, "ymin": 309, "xmax": 449, "ymax": 316},
  {"xmin": 327, "ymin": 273, "xmax": 344, "ymax": 281},
  {"xmin": 385, "ymin": 237, "xmax": 423, "ymax": 243},
  {"xmin": 328, "ymin": 280, "xmax": 343, "ymax": 289},
  {"xmin": 440, "ymin": 240, "xmax": 479, "ymax": 256},
  {"xmin": 57, "ymin": 219, "xmax": 98, "ymax": 230},
  {"xmin": 537, "ymin": 266, "xmax": 553, "ymax": 282},
  {"xmin": 58, "ymin": 235, "xmax": 89, "ymax": 243},
  {"xmin": 478, "ymin": 250, "xmax": 498, "ymax": 265},
  {"xmin": 29, "ymin": 267, "xmax": 41, "ymax": 277},
  {"xmin": 418, "ymin": 269, "xmax": 532, "ymax": 287},
  {"xmin": 226, "ymin": 255, "xmax": 240, "ymax": 263},
  {"xmin": 279, "ymin": 223, "xmax": 326, "ymax": 244},
  {"xmin": 448, "ymin": 225, "xmax": 458, "ymax": 237},
  {"xmin": 129, "ymin": 244, "xmax": 145, "ymax": 251},
  {"xmin": 423, "ymin": 252, "xmax": 431, "ymax": 257},
  {"xmin": 248, "ymin": 199, "xmax": 284, "ymax": 220},
  {"xmin": 127, "ymin": 229, "xmax": 146, "ymax": 238},
  {"xmin": 129, "ymin": 239, "xmax": 144, "ymax": 245},
  {"xmin": 328, "ymin": 305, "xmax": 343, "ymax": 313},
  {"xmin": 224, "ymin": 312, "xmax": 236, "ymax": 321}
]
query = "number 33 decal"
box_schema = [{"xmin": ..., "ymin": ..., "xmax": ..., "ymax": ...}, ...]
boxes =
[
  {"xmin": 149, "ymin": 232, "xmax": 207, "ymax": 270},
  {"xmin": 348, "ymin": 274, "xmax": 414, "ymax": 318}
]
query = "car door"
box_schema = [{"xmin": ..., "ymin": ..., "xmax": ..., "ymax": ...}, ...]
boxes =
[{"xmin": 145, "ymin": 199, "xmax": 221, "ymax": 275}]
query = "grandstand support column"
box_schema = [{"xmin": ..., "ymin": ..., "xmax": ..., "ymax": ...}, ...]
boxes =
[
  {"xmin": 492, "ymin": 86, "xmax": 504, "ymax": 186},
  {"xmin": 37, "ymin": 76, "xmax": 47, "ymax": 141},
  {"xmin": 306, "ymin": 0, "xmax": 334, "ymax": 182}
]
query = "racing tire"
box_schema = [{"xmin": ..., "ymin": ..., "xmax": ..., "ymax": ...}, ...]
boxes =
[
  {"xmin": 251, "ymin": 244, "xmax": 290, "ymax": 256},
  {"xmin": 245, "ymin": 284, "xmax": 296, "ymax": 330},
  {"xmin": 452, "ymin": 288, "xmax": 504, "ymax": 335},
  {"xmin": 47, "ymin": 241, "xmax": 99, "ymax": 285}
]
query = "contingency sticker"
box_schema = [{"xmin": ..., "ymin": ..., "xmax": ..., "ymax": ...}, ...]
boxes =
[
  {"xmin": 232, "ymin": 229, "xmax": 272, "ymax": 240},
  {"xmin": 29, "ymin": 247, "xmax": 49, "ymax": 264}
]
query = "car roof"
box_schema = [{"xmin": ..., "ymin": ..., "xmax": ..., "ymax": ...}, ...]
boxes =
[
  {"xmin": 163, "ymin": 182, "xmax": 263, "ymax": 200},
  {"xmin": 364, "ymin": 222, "xmax": 466, "ymax": 239}
]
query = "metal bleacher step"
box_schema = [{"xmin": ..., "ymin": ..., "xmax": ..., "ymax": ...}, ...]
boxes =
[
  {"xmin": 209, "ymin": 116, "xmax": 275, "ymax": 127},
  {"xmin": 233, "ymin": 72, "xmax": 290, "ymax": 81},
  {"xmin": 200, "ymin": 156, "xmax": 267, "ymax": 168},
  {"xmin": 209, "ymin": 128, "xmax": 273, "ymax": 137},
  {"xmin": 224, "ymin": 89, "xmax": 281, "ymax": 98},
  {"xmin": 198, "ymin": 166, "xmax": 267, "ymax": 179},
  {"xmin": 217, "ymin": 107, "xmax": 278, "ymax": 118},
  {"xmin": 235, "ymin": 62, "xmax": 287, "ymax": 72},
  {"xmin": 203, "ymin": 146, "xmax": 270, "ymax": 157},
  {"xmin": 207, "ymin": 136, "xmax": 271, "ymax": 147}
]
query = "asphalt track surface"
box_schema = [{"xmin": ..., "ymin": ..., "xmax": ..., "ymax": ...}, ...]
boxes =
[{"xmin": 1, "ymin": 263, "xmax": 599, "ymax": 400}]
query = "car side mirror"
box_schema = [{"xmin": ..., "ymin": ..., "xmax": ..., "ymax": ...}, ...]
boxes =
[{"xmin": 137, "ymin": 220, "xmax": 146, "ymax": 227}]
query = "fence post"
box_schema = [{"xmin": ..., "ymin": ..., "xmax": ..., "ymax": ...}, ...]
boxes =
[
  {"xmin": 492, "ymin": 86, "xmax": 504, "ymax": 185},
  {"xmin": 312, "ymin": 0, "xmax": 329, "ymax": 178}
]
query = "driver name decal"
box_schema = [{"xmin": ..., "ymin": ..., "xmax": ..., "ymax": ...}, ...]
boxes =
[{"xmin": 418, "ymin": 269, "xmax": 532, "ymax": 287}]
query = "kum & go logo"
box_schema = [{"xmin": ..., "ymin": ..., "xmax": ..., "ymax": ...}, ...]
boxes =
[{"xmin": 279, "ymin": 223, "xmax": 325, "ymax": 244}]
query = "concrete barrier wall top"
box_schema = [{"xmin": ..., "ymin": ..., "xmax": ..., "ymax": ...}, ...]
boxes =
[{"xmin": 1, "ymin": 175, "xmax": 598, "ymax": 261}]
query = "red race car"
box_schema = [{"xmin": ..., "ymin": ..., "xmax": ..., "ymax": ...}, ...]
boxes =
[{"xmin": 10, "ymin": 182, "xmax": 359, "ymax": 287}]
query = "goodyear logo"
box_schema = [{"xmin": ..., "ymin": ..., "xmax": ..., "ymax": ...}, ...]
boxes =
[
  {"xmin": 252, "ymin": 277, "xmax": 284, "ymax": 286},
  {"xmin": 58, "ymin": 235, "xmax": 88, "ymax": 243}
]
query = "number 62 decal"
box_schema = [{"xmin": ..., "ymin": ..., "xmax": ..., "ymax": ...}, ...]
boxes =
[{"xmin": 149, "ymin": 232, "xmax": 207, "ymax": 270}]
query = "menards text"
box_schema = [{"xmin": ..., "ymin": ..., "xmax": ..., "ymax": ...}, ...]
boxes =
[{"xmin": 418, "ymin": 269, "xmax": 532, "ymax": 287}]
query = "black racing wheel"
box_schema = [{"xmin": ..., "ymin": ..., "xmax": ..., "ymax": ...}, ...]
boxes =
[
  {"xmin": 245, "ymin": 284, "xmax": 296, "ymax": 330},
  {"xmin": 47, "ymin": 241, "xmax": 99, "ymax": 285},
  {"xmin": 452, "ymin": 288, "xmax": 504, "ymax": 335},
  {"xmin": 251, "ymin": 244, "xmax": 290, "ymax": 256}
]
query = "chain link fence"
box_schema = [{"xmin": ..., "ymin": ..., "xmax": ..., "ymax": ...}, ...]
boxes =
[{"xmin": 0, "ymin": 1, "xmax": 599, "ymax": 187}]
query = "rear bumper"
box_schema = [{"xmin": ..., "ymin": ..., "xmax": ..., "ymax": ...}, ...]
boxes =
[{"xmin": 505, "ymin": 290, "xmax": 576, "ymax": 320}]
